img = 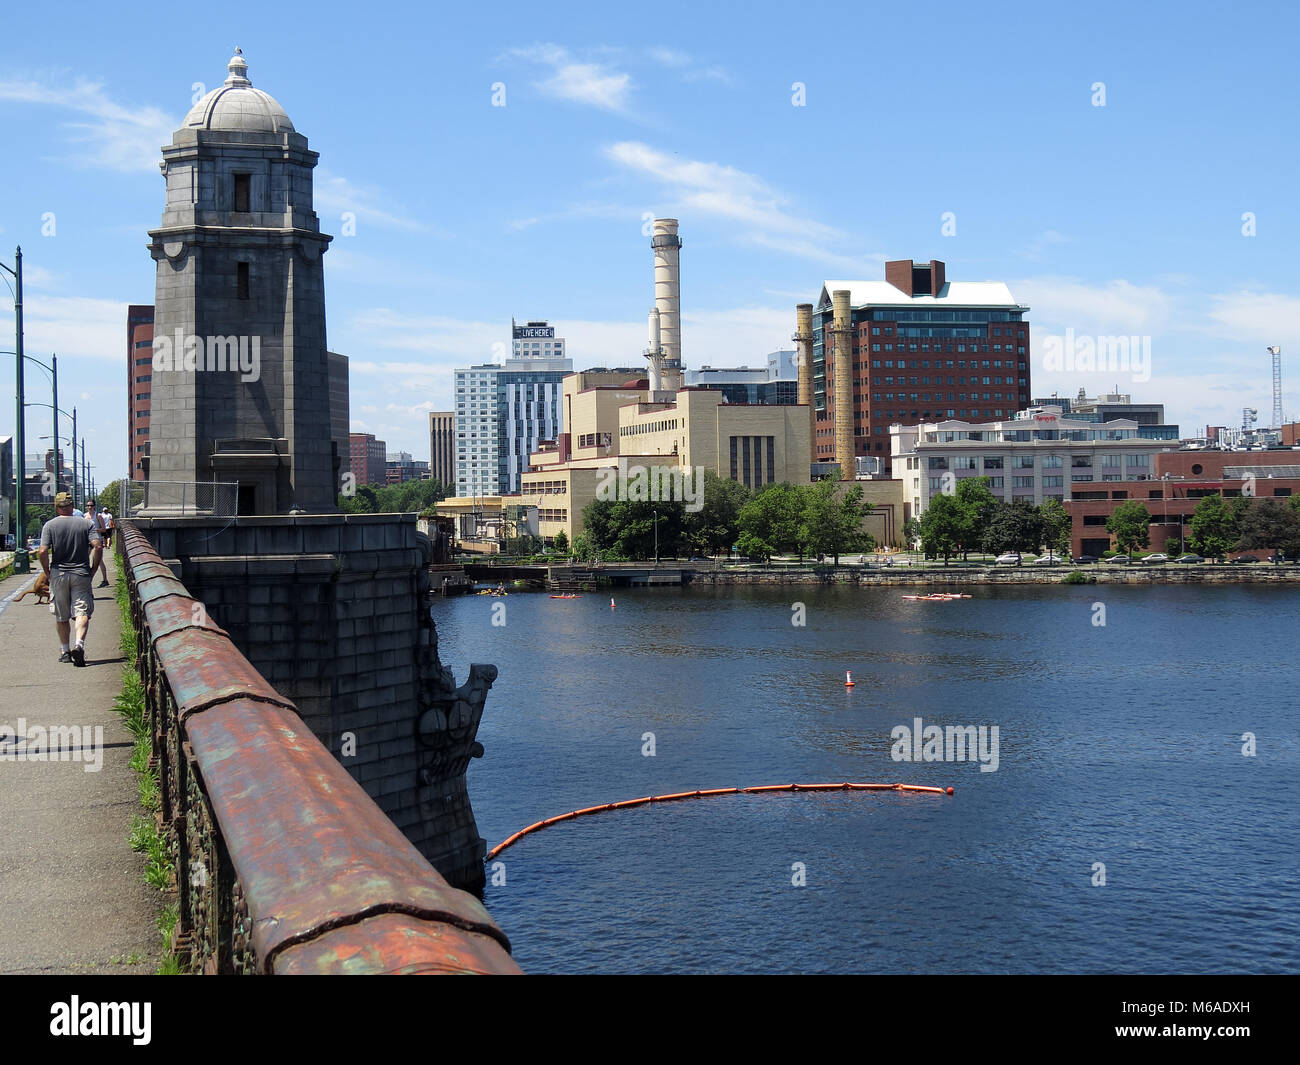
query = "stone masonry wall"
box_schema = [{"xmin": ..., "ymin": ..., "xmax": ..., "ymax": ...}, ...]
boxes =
[{"xmin": 130, "ymin": 513, "xmax": 495, "ymax": 894}]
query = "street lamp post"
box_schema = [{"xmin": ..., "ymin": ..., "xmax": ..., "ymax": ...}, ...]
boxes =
[
  {"xmin": 0, "ymin": 248, "xmax": 27, "ymax": 571},
  {"xmin": 653, "ymin": 508, "xmax": 659, "ymax": 564},
  {"xmin": 50, "ymin": 352, "xmax": 58, "ymax": 497}
]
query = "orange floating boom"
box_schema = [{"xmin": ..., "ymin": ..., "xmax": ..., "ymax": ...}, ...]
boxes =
[{"xmin": 486, "ymin": 781, "xmax": 954, "ymax": 859}]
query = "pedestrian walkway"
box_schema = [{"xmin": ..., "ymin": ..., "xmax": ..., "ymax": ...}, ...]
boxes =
[{"xmin": 0, "ymin": 555, "xmax": 162, "ymax": 973}]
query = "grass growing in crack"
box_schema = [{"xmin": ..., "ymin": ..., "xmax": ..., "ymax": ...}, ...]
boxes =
[
  {"xmin": 115, "ymin": 565, "xmax": 185, "ymax": 974},
  {"xmin": 156, "ymin": 902, "xmax": 183, "ymax": 975}
]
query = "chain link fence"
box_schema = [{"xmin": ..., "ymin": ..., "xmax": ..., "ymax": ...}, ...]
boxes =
[{"xmin": 120, "ymin": 480, "xmax": 238, "ymax": 517}]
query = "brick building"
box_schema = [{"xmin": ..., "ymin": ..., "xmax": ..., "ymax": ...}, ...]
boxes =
[
  {"xmin": 1065, "ymin": 449, "xmax": 1300, "ymax": 556},
  {"xmin": 348, "ymin": 432, "xmax": 386, "ymax": 486},
  {"xmin": 811, "ymin": 260, "xmax": 1030, "ymax": 477},
  {"xmin": 127, "ymin": 304, "xmax": 154, "ymax": 481}
]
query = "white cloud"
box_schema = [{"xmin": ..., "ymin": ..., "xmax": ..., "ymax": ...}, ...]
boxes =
[
  {"xmin": 646, "ymin": 47, "xmax": 733, "ymax": 85},
  {"xmin": 506, "ymin": 201, "xmax": 642, "ymax": 232},
  {"xmin": 0, "ymin": 76, "xmax": 175, "ymax": 173},
  {"xmin": 1011, "ymin": 276, "xmax": 1173, "ymax": 336},
  {"xmin": 506, "ymin": 44, "xmax": 632, "ymax": 113},
  {"xmin": 315, "ymin": 171, "xmax": 437, "ymax": 234},
  {"xmin": 604, "ymin": 141, "xmax": 872, "ymax": 271},
  {"xmin": 1206, "ymin": 291, "xmax": 1300, "ymax": 346},
  {"xmin": 20, "ymin": 293, "xmax": 126, "ymax": 362},
  {"xmin": 647, "ymin": 47, "xmax": 690, "ymax": 68}
]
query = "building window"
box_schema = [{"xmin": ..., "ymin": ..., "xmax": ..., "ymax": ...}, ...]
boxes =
[
  {"xmin": 233, "ymin": 173, "xmax": 250, "ymax": 212},
  {"xmin": 237, "ymin": 262, "xmax": 250, "ymax": 300}
]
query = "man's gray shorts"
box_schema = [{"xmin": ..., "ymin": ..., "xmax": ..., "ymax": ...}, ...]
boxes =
[{"xmin": 51, "ymin": 572, "xmax": 94, "ymax": 623}]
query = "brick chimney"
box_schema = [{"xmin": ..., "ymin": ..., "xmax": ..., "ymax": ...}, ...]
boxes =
[{"xmin": 885, "ymin": 259, "xmax": 946, "ymax": 297}]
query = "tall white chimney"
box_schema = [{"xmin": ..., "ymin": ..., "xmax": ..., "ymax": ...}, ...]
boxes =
[
  {"xmin": 651, "ymin": 218, "xmax": 682, "ymax": 392},
  {"xmin": 644, "ymin": 307, "xmax": 664, "ymax": 392}
]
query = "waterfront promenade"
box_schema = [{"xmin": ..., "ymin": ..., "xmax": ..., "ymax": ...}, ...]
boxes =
[{"xmin": 0, "ymin": 557, "xmax": 160, "ymax": 974}]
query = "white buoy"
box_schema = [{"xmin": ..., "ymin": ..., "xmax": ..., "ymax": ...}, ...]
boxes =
[{"xmin": 845, "ymin": 670, "xmax": 855, "ymax": 688}]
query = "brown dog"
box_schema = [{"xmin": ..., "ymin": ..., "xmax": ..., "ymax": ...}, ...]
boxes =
[{"xmin": 13, "ymin": 572, "xmax": 51, "ymax": 605}]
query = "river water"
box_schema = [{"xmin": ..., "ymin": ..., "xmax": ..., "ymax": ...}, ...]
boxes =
[{"xmin": 434, "ymin": 583, "xmax": 1300, "ymax": 974}]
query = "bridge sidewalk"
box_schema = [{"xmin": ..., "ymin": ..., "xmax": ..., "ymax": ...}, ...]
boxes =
[{"xmin": 0, "ymin": 557, "xmax": 162, "ymax": 974}]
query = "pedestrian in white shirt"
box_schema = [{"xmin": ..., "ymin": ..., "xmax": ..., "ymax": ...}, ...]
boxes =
[{"xmin": 85, "ymin": 499, "xmax": 112, "ymax": 587}]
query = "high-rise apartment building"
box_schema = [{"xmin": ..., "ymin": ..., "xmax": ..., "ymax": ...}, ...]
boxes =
[
  {"xmin": 455, "ymin": 321, "xmax": 572, "ymax": 497},
  {"xmin": 807, "ymin": 260, "xmax": 1031, "ymax": 478},
  {"xmin": 127, "ymin": 304, "xmax": 155, "ymax": 481},
  {"xmin": 511, "ymin": 319, "xmax": 566, "ymax": 360}
]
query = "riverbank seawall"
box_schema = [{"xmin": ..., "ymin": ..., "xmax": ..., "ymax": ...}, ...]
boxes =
[{"xmin": 685, "ymin": 565, "xmax": 1300, "ymax": 586}]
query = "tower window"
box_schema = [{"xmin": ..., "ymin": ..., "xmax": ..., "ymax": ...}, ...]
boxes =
[
  {"xmin": 233, "ymin": 173, "xmax": 250, "ymax": 212},
  {"xmin": 237, "ymin": 262, "xmax": 250, "ymax": 300}
]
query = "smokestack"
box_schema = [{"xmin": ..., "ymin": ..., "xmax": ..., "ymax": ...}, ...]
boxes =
[
  {"xmin": 652, "ymin": 219, "xmax": 683, "ymax": 392},
  {"xmin": 794, "ymin": 303, "xmax": 815, "ymax": 460},
  {"xmin": 832, "ymin": 289, "xmax": 854, "ymax": 480},
  {"xmin": 645, "ymin": 308, "xmax": 664, "ymax": 392}
]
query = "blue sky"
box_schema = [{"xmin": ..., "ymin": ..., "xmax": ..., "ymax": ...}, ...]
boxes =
[{"xmin": 2, "ymin": 0, "xmax": 1298, "ymax": 481}]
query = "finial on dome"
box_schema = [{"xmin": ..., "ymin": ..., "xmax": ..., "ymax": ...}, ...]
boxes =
[{"xmin": 225, "ymin": 48, "xmax": 251, "ymax": 88}]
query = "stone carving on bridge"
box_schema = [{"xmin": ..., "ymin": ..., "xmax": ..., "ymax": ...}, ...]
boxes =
[{"xmin": 414, "ymin": 531, "xmax": 497, "ymax": 895}]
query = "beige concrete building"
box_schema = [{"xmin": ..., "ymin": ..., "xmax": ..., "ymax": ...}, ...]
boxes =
[
  {"xmin": 432, "ymin": 495, "xmax": 538, "ymax": 554},
  {"xmin": 519, "ymin": 370, "xmax": 813, "ymax": 543}
]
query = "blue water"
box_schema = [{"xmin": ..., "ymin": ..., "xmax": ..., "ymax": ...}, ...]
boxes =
[{"xmin": 435, "ymin": 583, "xmax": 1300, "ymax": 974}]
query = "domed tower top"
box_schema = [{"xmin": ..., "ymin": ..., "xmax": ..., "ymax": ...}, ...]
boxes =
[{"xmin": 182, "ymin": 49, "xmax": 295, "ymax": 134}]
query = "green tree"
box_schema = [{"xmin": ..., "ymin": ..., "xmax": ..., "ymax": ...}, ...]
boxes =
[
  {"xmin": 580, "ymin": 496, "xmax": 685, "ymax": 559},
  {"xmin": 681, "ymin": 469, "xmax": 749, "ymax": 556},
  {"xmin": 98, "ymin": 478, "xmax": 129, "ymax": 520},
  {"xmin": 736, "ymin": 482, "xmax": 805, "ymax": 561},
  {"xmin": 552, "ymin": 529, "xmax": 569, "ymax": 554},
  {"xmin": 1037, "ymin": 497, "xmax": 1072, "ymax": 556},
  {"xmin": 798, "ymin": 480, "xmax": 874, "ymax": 564},
  {"xmin": 902, "ymin": 516, "xmax": 921, "ymax": 550},
  {"xmin": 1106, "ymin": 500, "xmax": 1151, "ymax": 557},
  {"xmin": 571, "ymin": 531, "xmax": 602, "ymax": 562},
  {"xmin": 955, "ymin": 477, "xmax": 998, "ymax": 559},
  {"xmin": 982, "ymin": 500, "xmax": 1042, "ymax": 558},
  {"xmin": 917, "ymin": 493, "xmax": 964, "ymax": 566},
  {"xmin": 1236, "ymin": 498, "xmax": 1300, "ymax": 559},
  {"xmin": 1189, "ymin": 495, "xmax": 1238, "ymax": 561}
]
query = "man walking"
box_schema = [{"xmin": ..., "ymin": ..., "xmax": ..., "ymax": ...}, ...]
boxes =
[
  {"xmin": 37, "ymin": 491, "xmax": 102, "ymax": 667},
  {"xmin": 85, "ymin": 498, "xmax": 111, "ymax": 587}
]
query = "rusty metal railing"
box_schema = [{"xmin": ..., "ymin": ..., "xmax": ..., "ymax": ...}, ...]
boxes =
[{"xmin": 115, "ymin": 520, "xmax": 521, "ymax": 975}]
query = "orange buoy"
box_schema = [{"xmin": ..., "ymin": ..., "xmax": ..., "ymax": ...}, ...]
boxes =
[{"xmin": 845, "ymin": 670, "xmax": 856, "ymax": 688}]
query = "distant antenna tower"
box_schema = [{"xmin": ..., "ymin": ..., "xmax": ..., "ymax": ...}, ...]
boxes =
[{"xmin": 1267, "ymin": 346, "xmax": 1283, "ymax": 429}]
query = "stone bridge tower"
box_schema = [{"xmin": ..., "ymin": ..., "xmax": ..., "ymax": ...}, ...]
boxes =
[{"xmin": 146, "ymin": 50, "xmax": 335, "ymax": 515}]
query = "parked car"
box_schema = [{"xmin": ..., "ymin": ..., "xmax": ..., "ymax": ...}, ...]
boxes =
[
  {"xmin": 1267, "ymin": 554, "xmax": 1288, "ymax": 563},
  {"xmin": 1228, "ymin": 555, "xmax": 1260, "ymax": 564},
  {"xmin": 3, "ymin": 534, "xmax": 13, "ymax": 551},
  {"xmin": 1108, "ymin": 555, "xmax": 1131, "ymax": 564},
  {"xmin": 1143, "ymin": 553, "xmax": 1169, "ymax": 564},
  {"xmin": 1071, "ymin": 555, "xmax": 1098, "ymax": 565},
  {"xmin": 1032, "ymin": 553, "xmax": 1064, "ymax": 566},
  {"xmin": 994, "ymin": 552, "xmax": 1021, "ymax": 566},
  {"xmin": 1174, "ymin": 554, "xmax": 1204, "ymax": 564}
]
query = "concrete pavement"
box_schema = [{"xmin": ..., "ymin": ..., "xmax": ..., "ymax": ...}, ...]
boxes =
[{"xmin": 0, "ymin": 554, "xmax": 162, "ymax": 973}]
